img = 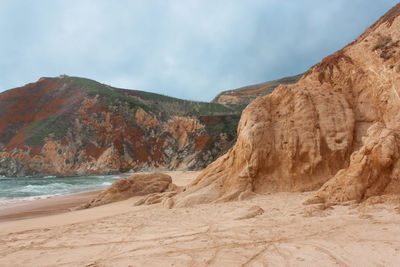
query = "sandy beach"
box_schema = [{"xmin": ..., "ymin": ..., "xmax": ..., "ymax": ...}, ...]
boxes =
[
  {"xmin": 0, "ymin": 190, "xmax": 102, "ymax": 222},
  {"xmin": 1, "ymin": 170, "xmax": 400, "ymax": 266}
]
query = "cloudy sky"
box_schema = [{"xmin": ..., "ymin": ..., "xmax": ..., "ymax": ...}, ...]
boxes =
[{"xmin": 0, "ymin": 1, "xmax": 398, "ymax": 101}]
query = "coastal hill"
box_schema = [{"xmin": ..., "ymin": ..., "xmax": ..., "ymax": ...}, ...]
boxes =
[
  {"xmin": 0, "ymin": 71, "xmax": 304, "ymax": 177},
  {"xmin": 212, "ymin": 73, "xmax": 302, "ymax": 106},
  {"xmin": 0, "ymin": 76, "xmax": 244, "ymax": 177},
  {"xmin": 159, "ymin": 3, "xmax": 400, "ymax": 207}
]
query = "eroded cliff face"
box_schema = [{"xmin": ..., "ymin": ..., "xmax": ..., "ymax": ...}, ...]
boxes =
[
  {"xmin": 0, "ymin": 76, "xmax": 241, "ymax": 177},
  {"xmin": 166, "ymin": 3, "xmax": 400, "ymax": 207},
  {"xmin": 306, "ymin": 123, "xmax": 400, "ymax": 204}
]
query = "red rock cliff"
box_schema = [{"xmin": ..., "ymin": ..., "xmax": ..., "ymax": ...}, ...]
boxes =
[{"xmin": 0, "ymin": 76, "xmax": 242, "ymax": 177}]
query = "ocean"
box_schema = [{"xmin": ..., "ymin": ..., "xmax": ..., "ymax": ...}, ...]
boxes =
[{"xmin": 0, "ymin": 175, "xmax": 122, "ymax": 205}]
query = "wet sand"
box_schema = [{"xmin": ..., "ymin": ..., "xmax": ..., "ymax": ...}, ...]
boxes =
[{"xmin": 0, "ymin": 190, "xmax": 101, "ymax": 222}]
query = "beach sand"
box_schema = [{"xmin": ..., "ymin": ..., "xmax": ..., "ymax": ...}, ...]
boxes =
[
  {"xmin": 0, "ymin": 190, "xmax": 102, "ymax": 222},
  {"xmin": 1, "ymin": 170, "xmax": 400, "ymax": 266}
]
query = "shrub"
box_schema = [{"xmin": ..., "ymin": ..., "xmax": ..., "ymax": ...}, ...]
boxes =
[{"xmin": 372, "ymin": 34, "xmax": 392, "ymax": 51}]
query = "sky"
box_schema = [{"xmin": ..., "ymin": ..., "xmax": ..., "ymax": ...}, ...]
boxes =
[{"xmin": 0, "ymin": 1, "xmax": 398, "ymax": 101}]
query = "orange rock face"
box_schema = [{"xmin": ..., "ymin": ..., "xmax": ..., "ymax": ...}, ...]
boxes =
[
  {"xmin": 171, "ymin": 3, "xmax": 400, "ymax": 206},
  {"xmin": 307, "ymin": 123, "xmax": 400, "ymax": 204},
  {"xmin": 82, "ymin": 173, "xmax": 175, "ymax": 208}
]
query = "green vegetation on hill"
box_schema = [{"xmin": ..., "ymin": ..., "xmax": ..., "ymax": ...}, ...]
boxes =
[
  {"xmin": 71, "ymin": 77, "xmax": 151, "ymax": 112},
  {"xmin": 67, "ymin": 76, "xmax": 244, "ymax": 118},
  {"xmin": 136, "ymin": 91, "xmax": 183, "ymax": 103},
  {"xmin": 25, "ymin": 115, "xmax": 69, "ymax": 146},
  {"xmin": 155, "ymin": 99, "xmax": 242, "ymax": 118},
  {"xmin": 214, "ymin": 116, "xmax": 240, "ymax": 141},
  {"xmin": 138, "ymin": 90, "xmax": 239, "ymax": 113},
  {"xmin": 202, "ymin": 114, "xmax": 241, "ymax": 141}
]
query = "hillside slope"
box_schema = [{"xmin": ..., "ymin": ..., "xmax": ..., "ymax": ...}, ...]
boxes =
[
  {"xmin": 212, "ymin": 74, "xmax": 302, "ymax": 106},
  {"xmin": 155, "ymin": 3, "xmax": 400, "ymax": 207},
  {"xmin": 0, "ymin": 76, "xmax": 242, "ymax": 177}
]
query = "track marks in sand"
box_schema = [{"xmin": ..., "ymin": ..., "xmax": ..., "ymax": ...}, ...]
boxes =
[{"xmin": 2, "ymin": 193, "xmax": 400, "ymax": 266}]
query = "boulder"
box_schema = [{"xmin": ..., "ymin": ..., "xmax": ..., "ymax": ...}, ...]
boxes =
[{"xmin": 82, "ymin": 172, "xmax": 176, "ymax": 208}]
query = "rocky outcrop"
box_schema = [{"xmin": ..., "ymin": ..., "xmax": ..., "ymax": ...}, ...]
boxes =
[
  {"xmin": 155, "ymin": 3, "xmax": 400, "ymax": 207},
  {"xmin": 0, "ymin": 76, "xmax": 242, "ymax": 177},
  {"xmin": 306, "ymin": 123, "xmax": 400, "ymax": 204},
  {"xmin": 0, "ymin": 157, "xmax": 26, "ymax": 177},
  {"xmin": 82, "ymin": 172, "xmax": 176, "ymax": 208},
  {"xmin": 171, "ymin": 81, "xmax": 356, "ymax": 207}
]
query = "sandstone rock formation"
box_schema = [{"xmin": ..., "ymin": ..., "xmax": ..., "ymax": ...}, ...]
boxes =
[
  {"xmin": 81, "ymin": 172, "xmax": 176, "ymax": 208},
  {"xmin": 306, "ymin": 123, "xmax": 400, "ymax": 204},
  {"xmin": 0, "ymin": 76, "xmax": 241, "ymax": 177},
  {"xmin": 157, "ymin": 3, "xmax": 400, "ymax": 207}
]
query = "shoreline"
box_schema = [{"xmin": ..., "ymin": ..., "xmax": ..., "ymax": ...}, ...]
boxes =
[
  {"xmin": 0, "ymin": 170, "xmax": 200, "ymax": 223},
  {"xmin": 0, "ymin": 190, "xmax": 102, "ymax": 222}
]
